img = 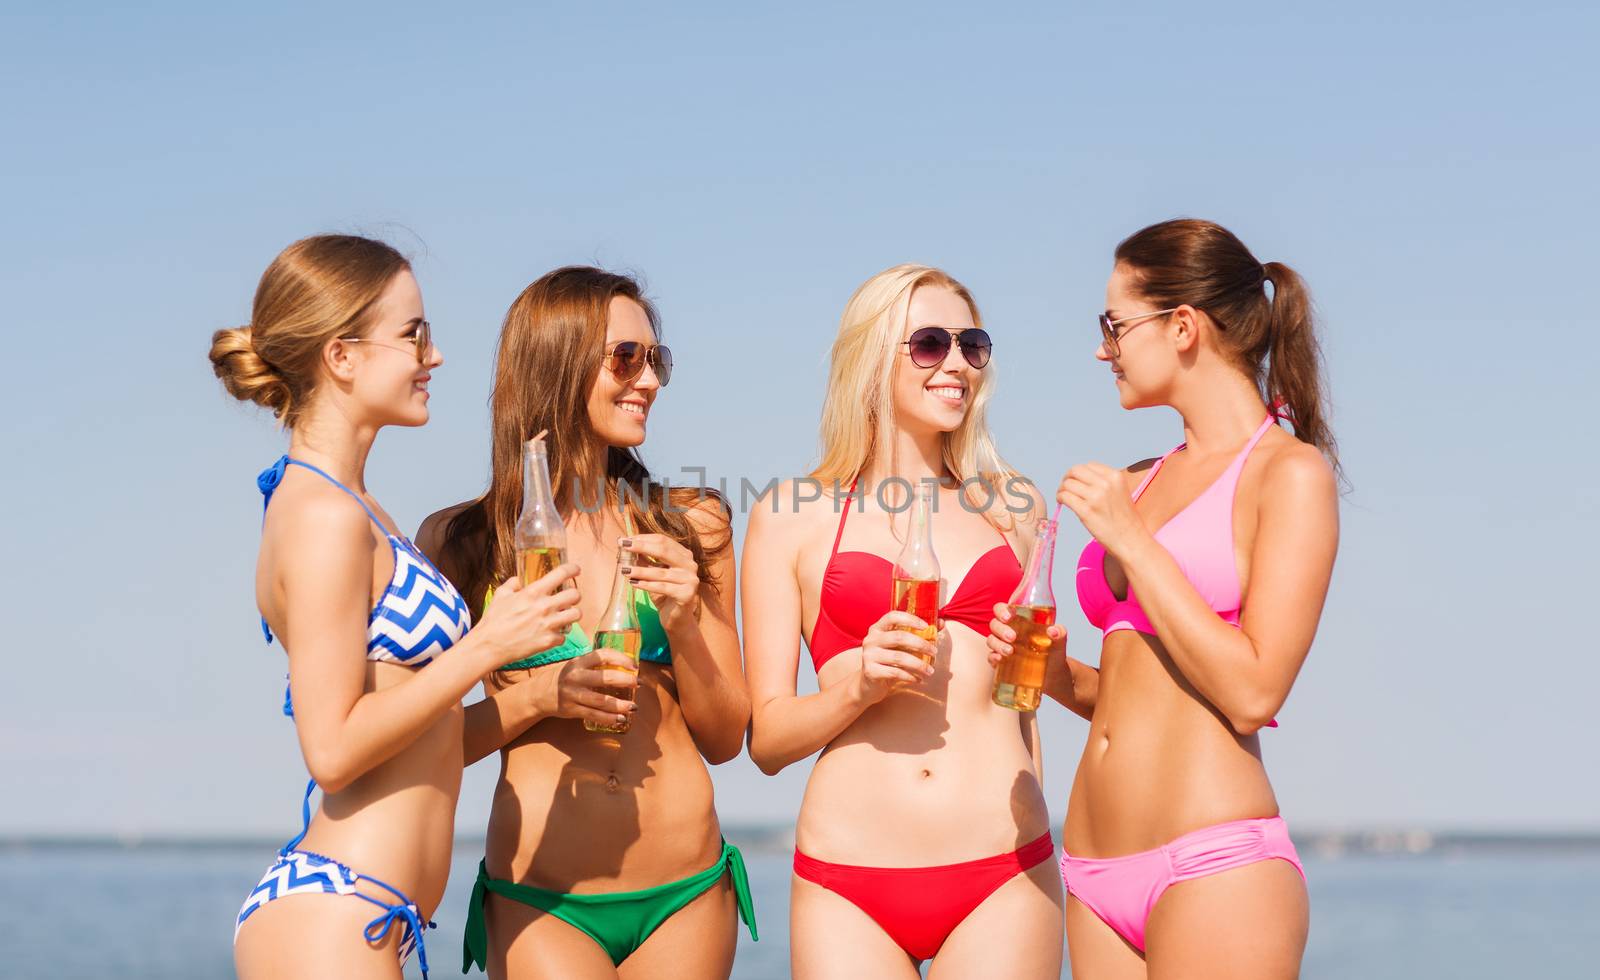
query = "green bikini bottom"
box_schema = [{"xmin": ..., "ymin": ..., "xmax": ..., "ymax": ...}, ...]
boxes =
[{"xmin": 462, "ymin": 840, "xmax": 758, "ymax": 970}]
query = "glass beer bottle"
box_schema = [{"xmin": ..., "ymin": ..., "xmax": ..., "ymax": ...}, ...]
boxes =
[
  {"xmin": 992, "ymin": 519, "xmax": 1058, "ymax": 711},
  {"xmin": 586, "ymin": 547, "xmax": 643, "ymax": 734},
  {"xmin": 514, "ymin": 437, "xmax": 568, "ymax": 587},
  {"xmin": 891, "ymin": 481, "xmax": 941, "ymax": 665}
]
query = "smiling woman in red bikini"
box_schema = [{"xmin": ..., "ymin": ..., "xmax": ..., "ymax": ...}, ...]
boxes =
[
  {"xmin": 990, "ymin": 219, "xmax": 1340, "ymax": 980},
  {"xmin": 743, "ymin": 264, "xmax": 1064, "ymax": 979}
]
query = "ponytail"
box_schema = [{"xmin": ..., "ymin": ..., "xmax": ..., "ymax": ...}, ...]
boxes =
[
  {"xmin": 1260, "ymin": 261, "xmax": 1336, "ymax": 468},
  {"xmin": 1115, "ymin": 219, "xmax": 1340, "ymax": 477}
]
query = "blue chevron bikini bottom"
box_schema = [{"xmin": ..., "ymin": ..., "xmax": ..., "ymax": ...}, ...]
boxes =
[{"xmin": 236, "ymin": 847, "xmax": 437, "ymax": 977}]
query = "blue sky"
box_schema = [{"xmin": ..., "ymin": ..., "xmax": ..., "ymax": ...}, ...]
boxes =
[{"xmin": 2, "ymin": 2, "xmax": 1595, "ymax": 836}]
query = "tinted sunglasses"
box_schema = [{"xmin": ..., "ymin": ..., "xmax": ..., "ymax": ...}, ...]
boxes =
[
  {"xmin": 603, "ymin": 340, "xmax": 673, "ymax": 386},
  {"xmin": 1098, "ymin": 308, "xmax": 1178, "ymax": 360},
  {"xmin": 900, "ymin": 326, "xmax": 993, "ymax": 369},
  {"xmin": 340, "ymin": 318, "xmax": 432, "ymax": 364}
]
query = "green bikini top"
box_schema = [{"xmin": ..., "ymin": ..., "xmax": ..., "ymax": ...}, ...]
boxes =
[{"xmin": 484, "ymin": 584, "xmax": 672, "ymax": 671}]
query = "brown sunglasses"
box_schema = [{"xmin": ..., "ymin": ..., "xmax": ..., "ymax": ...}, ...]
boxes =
[
  {"xmin": 341, "ymin": 318, "xmax": 433, "ymax": 364},
  {"xmin": 602, "ymin": 340, "xmax": 673, "ymax": 386},
  {"xmin": 1097, "ymin": 308, "xmax": 1177, "ymax": 360}
]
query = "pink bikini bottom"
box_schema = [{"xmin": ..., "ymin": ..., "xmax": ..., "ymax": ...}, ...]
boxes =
[{"xmin": 1059, "ymin": 816, "xmax": 1304, "ymax": 952}]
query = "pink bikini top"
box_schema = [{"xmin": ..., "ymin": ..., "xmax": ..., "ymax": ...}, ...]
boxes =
[{"xmin": 1076, "ymin": 415, "xmax": 1277, "ymax": 637}]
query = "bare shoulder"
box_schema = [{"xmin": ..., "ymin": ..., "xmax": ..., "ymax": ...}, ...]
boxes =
[
  {"xmin": 1258, "ymin": 436, "xmax": 1337, "ymax": 500},
  {"xmin": 270, "ymin": 479, "xmax": 373, "ymax": 547},
  {"xmin": 745, "ymin": 478, "xmax": 836, "ymax": 550},
  {"xmin": 1251, "ymin": 436, "xmax": 1339, "ymax": 541},
  {"xmin": 744, "ymin": 478, "xmax": 796, "ymax": 529},
  {"xmin": 416, "ymin": 499, "xmax": 476, "ymax": 560},
  {"xmin": 264, "ymin": 480, "xmax": 375, "ymax": 578}
]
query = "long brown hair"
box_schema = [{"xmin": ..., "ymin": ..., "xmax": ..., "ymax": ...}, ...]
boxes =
[
  {"xmin": 438, "ymin": 266, "xmax": 729, "ymax": 611},
  {"xmin": 1115, "ymin": 219, "xmax": 1338, "ymax": 473},
  {"xmin": 209, "ymin": 235, "xmax": 410, "ymax": 427}
]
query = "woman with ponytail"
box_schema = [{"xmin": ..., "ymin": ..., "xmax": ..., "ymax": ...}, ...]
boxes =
[
  {"xmin": 987, "ymin": 219, "xmax": 1339, "ymax": 978},
  {"xmin": 216, "ymin": 236, "xmax": 581, "ymax": 978}
]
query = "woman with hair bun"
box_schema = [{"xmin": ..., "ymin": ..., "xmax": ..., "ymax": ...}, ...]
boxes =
[
  {"xmin": 989, "ymin": 219, "xmax": 1340, "ymax": 979},
  {"xmin": 215, "ymin": 235, "xmax": 581, "ymax": 979}
]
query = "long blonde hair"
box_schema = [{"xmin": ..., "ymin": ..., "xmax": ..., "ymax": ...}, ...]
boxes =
[{"xmin": 811, "ymin": 264, "xmax": 1020, "ymax": 527}]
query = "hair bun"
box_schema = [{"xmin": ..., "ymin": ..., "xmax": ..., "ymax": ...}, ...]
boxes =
[{"xmin": 209, "ymin": 324, "xmax": 292, "ymax": 419}]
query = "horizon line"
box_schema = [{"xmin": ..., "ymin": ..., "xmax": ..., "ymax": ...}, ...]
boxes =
[{"xmin": 5, "ymin": 825, "xmax": 1599, "ymax": 855}]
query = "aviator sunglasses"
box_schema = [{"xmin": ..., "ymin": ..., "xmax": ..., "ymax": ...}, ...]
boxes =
[
  {"xmin": 340, "ymin": 318, "xmax": 433, "ymax": 364},
  {"xmin": 1098, "ymin": 308, "xmax": 1179, "ymax": 361},
  {"xmin": 900, "ymin": 326, "xmax": 993, "ymax": 369},
  {"xmin": 603, "ymin": 340, "xmax": 674, "ymax": 387}
]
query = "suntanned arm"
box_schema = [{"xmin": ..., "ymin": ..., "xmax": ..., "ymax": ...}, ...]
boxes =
[
  {"xmin": 461, "ymin": 679, "xmax": 552, "ymax": 766},
  {"xmin": 277, "ymin": 496, "xmax": 565, "ymax": 793},
  {"xmin": 1021, "ymin": 711, "xmax": 1044, "ymax": 781},
  {"xmin": 414, "ymin": 507, "xmax": 622, "ymax": 766},
  {"xmin": 1106, "ymin": 445, "xmax": 1338, "ymax": 734},
  {"xmin": 743, "ymin": 497, "xmax": 870, "ymax": 773},
  {"xmin": 1042, "ymin": 652, "xmax": 1099, "ymax": 721},
  {"xmin": 648, "ymin": 498, "xmax": 750, "ymax": 765},
  {"xmin": 414, "ymin": 507, "xmax": 544, "ymax": 766},
  {"xmin": 458, "ymin": 644, "xmax": 637, "ymax": 765}
]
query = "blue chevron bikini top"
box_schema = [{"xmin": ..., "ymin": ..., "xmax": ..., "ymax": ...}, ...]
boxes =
[{"xmin": 257, "ymin": 456, "xmax": 472, "ymax": 715}]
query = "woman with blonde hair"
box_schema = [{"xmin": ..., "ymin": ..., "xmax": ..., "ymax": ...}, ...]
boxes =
[
  {"xmin": 216, "ymin": 235, "xmax": 581, "ymax": 978},
  {"xmin": 419, "ymin": 266, "xmax": 755, "ymax": 980},
  {"xmin": 743, "ymin": 264, "xmax": 1065, "ymax": 978}
]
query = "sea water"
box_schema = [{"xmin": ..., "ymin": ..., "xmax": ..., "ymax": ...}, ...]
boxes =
[{"xmin": 0, "ymin": 840, "xmax": 1593, "ymax": 979}]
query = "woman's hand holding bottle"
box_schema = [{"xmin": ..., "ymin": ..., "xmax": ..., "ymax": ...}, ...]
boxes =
[
  {"xmin": 528, "ymin": 649, "xmax": 639, "ymax": 729},
  {"xmin": 850, "ymin": 611, "xmax": 937, "ymax": 706},
  {"xmin": 473, "ymin": 564, "xmax": 583, "ymax": 670},
  {"xmin": 985, "ymin": 601, "xmax": 1067, "ymax": 666}
]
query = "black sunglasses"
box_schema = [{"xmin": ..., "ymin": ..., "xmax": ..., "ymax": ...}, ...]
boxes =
[
  {"xmin": 603, "ymin": 341, "xmax": 673, "ymax": 387},
  {"xmin": 900, "ymin": 326, "xmax": 992, "ymax": 369}
]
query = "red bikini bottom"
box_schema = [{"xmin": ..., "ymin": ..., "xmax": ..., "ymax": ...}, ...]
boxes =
[{"xmin": 793, "ymin": 832, "xmax": 1054, "ymax": 960}]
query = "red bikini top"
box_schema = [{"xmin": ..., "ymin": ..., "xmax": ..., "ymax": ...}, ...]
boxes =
[{"xmin": 808, "ymin": 479, "xmax": 1023, "ymax": 672}]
